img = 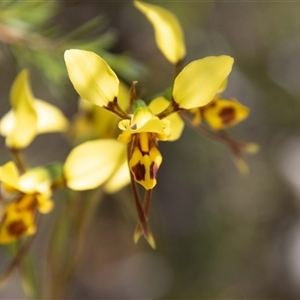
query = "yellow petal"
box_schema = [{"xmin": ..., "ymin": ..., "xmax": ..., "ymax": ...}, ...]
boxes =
[
  {"xmin": 5, "ymin": 69, "xmax": 37, "ymax": 149},
  {"xmin": 18, "ymin": 167, "xmax": 51, "ymax": 194},
  {"xmin": 0, "ymin": 99, "xmax": 68, "ymax": 136},
  {"xmin": 0, "ymin": 161, "xmax": 20, "ymax": 191},
  {"xmin": 129, "ymin": 133, "xmax": 162, "ymax": 190},
  {"xmin": 202, "ymin": 98, "xmax": 249, "ymax": 130},
  {"xmin": 217, "ymin": 78, "xmax": 228, "ymax": 94},
  {"xmin": 149, "ymin": 97, "xmax": 184, "ymax": 141},
  {"xmin": 0, "ymin": 197, "xmax": 36, "ymax": 244},
  {"xmin": 173, "ymin": 56, "xmax": 234, "ymax": 110},
  {"xmin": 36, "ymin": 194, "xmax": 54, "ymax": 214},
  {"xmin": 104, "ymin": 159, "xmax": 131, "ymax": 194},
  {"xmin": 64, "ymin": 139, "xmax": 126, "ymax": 190},
  {"xmin": 34, "ymin": 100, "xmax": 68, "ymax": 133},
  {"xmin": 64, "ymin": 49, "xmax": 119, "ymax": 108},
  {"xmin": 134, "ymin": 1, "xmax": 186, "ymax": 64}
]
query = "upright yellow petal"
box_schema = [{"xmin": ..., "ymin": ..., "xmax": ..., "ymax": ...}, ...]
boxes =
[
  {"xmin": 134, "ymin": 1, "xmax": 186, "ymax": 64},
  {"xmin": 5, "ymin": 69, "xmax": 37, "ymax": 149},
  {"xmin": 64, "ymin": 49, "xmax": 119, "ymax": 108},
  {"xmin": 64, "ymin": 139, "xmax": 126, "ymax": 190},
  {"xmin": 173, "ymin": 56, "xmax": 234, "ymax": 110}
]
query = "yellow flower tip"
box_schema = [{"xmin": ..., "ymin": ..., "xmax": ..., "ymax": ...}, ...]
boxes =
[
  {"xmin": 134, "ymin": 0, "xmax": 186, "ymax": 64},
  {"xmin": 146, "ymin": 232, "xmax": 156, "ymax": 249},
  {"xmin": 173, "ymin": 55, "xmax": 234, "ymax": 110},
  {"xmin": 244, "ymin": 143, "xmax": 260, "ymax": 154},
  {"xmin": 133, "ymin": 226, "xmax": 142, "ymax": 244},
  {"xmin": 235, "ymin": 156, "xmax": 249, "ymax": 176},
  {"xmin": 64, "ymin": 49, "xmax": 119, "ymax": 108},
  {"xmin": 5, "ymin": 69, "xmax": 38, "ymax": 148}
]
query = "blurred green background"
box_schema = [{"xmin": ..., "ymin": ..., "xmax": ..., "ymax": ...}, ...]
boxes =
[{"xmin": 1, "ymin": 1, "xmax": 300, "ymax": 299}]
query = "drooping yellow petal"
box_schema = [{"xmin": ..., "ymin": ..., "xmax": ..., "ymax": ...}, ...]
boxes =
[
  {"xmin": 0, "ymin": 99, "xmax": 68, "ymax": 137},
  {"xmin": 173, "ymin": 56, "xmax": 234, "ymax": 110},
  {"xmin": 5, "ymin": 69, "xmax": 37, "ymax": 149},
  {"xmin": 202, "ymin": 98, "xmax": 249, "ymax": 130},
  {"xmin": 104, "ymin": 159, "xmax": 131, "ymax": 194},
  {"xmin": 149, "ymin": 97, "xmax": 184, "ymax": 141},
  {"xmin": 64, "ymin": 49, "xmax": 119, "ymax": 108},
  {"xmin": 134, "ymin": 1, "xmax": 186, "ymax": 64},
  {"xmin": 129, "ymin": 133, "xmax": 162, "ymax": 190},
  {"xmin": 64, "ymin": 139, "xmax": 126, "ymax": 190}
]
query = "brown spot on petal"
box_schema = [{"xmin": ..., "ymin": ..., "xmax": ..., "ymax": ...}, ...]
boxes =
[
  {"xmin": 132, "ymin": 162, "xmax": 146, "ymax": 182},
  {"xmin": 150, "ymin": 162, "xmax": 158, "ymax": 180},
  {"xmin": 219, "ymin": 107, "xmax": 235, "ymax": 125},
  {"xmin": 7, "ymin": 220, "xmax": 27, "ymax": 237}
]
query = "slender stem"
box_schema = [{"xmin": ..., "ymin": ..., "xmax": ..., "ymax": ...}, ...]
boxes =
[{"xmin": 8, "ymin": 147, "xmax": 27, "ymax": 174}]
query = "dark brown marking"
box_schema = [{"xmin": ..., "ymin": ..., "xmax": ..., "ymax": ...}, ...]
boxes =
[
  {"xmin": 219, "ymin": 107, "xmax": 235, "ymax": 125},
  {"xmin": 150, "ymin": 162, "xmax": 158, "ymax": 179},
  {"xmin": 131, "ymin": 162, "xmax": 146, "ymax": 182},
  {"xmin": 7, "ymin": 220, "xmax": 28, "ymax": 237}
]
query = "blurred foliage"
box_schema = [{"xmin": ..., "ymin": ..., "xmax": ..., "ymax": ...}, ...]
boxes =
[{"xmin": 0, "ymin": 0, "xmax": 146, "ymax": 98}]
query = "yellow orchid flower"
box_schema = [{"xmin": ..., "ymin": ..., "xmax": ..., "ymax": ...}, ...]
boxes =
[
  {"xmin": 61, "ymin": 0, "xmax": 257, "ymax": 249},
  {"xmin": 64, "ymin": 47, "xmax": 232, "ymax": 247},
  {"xmin": 0, "ymin": 161, "xmax": 54, "ymax": 244},
  {"xmin": 200, "ymin": 97, "xmax": 249, "ymax": 130},
  {"xmin": 0, "ymin": 69, "xmax": 68, "ymax": 149}
]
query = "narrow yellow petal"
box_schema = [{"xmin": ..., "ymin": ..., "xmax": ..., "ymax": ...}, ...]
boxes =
[
  {"xmin": 6, "ymin": 69, "xmax": 37, "ymax": 148},
  {"xmin": 64, "ymin": 49, "xmax": 119, "ymax": 108},
  {"xmin": 64, "ymin": 139, "xmax": 126, "ymax": 190},
  {"xmin": 134, "ymin": 1, "xmax": 186, "ymax": 64},
  {"xmin": 173, "ymin": 56, "xmax": 234, "ymax": 110}
]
